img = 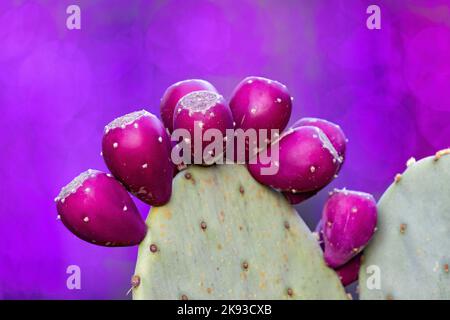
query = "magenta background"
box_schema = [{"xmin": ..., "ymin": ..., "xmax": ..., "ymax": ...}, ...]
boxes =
[{"xmin": 0, "ymin": 0, "xmax": 449, "ymax": 299}]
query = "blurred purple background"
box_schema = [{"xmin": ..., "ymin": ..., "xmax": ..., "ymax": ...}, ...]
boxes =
[{"xmin": 0, "ymin": 0, "xmax": 449, "ymax": 299}]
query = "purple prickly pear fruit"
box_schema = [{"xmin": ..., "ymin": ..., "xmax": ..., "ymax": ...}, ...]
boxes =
[
  {"xmin": 173, "ymin": 90, "xmax": 234, "ymax": 163},
  {"xmin": 102, "ymin": 110, "xmax": 174, "ymax": 206},
  {"xmin": 293, "ymin": 118, "xmax": 347, "ymax": 166},
  {"xmin": 322, "ymin": 189, "xmax": 377, "ymax": 268},
  {"xmin": 247, "ymin": 126, "xmax": 341, "ymax": 193},
  {"xmin": 283, "ymin": 189, "xmax": 318, "ymax": 205},
  {"xmin": 160, "ymin": 79, "xmax": 217, "ymax": 132},
  {"xmin": 229, "ymin": 77, "xmax": 292, "ymax": 161},
  {"xmin": 55, "ymin": 170, "xmax": 147, "ymax": 247},
  {"xmin": 315, "ymin": 218, "xmax": 361, "ymax": 286},
  {"xmin": 334, "ymin": 254, "xmax": 362, "ymax": 287},
  {"xmin": 230, "ymin": 76, "xmax": 292, "ymax": 132}
]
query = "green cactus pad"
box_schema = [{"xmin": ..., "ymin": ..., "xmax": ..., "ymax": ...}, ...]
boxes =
[
  {"xmin": 133, "ymin": 165, "xmax": 347, "ymax": 300},
  {"xmin": 360, "ymin": 150, "xmax": 450, "ymax": 300}
]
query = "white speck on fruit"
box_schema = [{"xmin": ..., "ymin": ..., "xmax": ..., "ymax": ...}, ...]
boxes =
[
  {"xmin": 83, "ymin": 217, "xmax": 89, "ymax": 223},
  {"xmin": 158, "ymin": 136, "xmax": 163, "ymax": 143},
  {"xmin": 137, "ymin": 186, "xmax": 147, "ymax": 195},
  {"xmin": 123, "ymin": 205, "xmax": 128, "ymax": 212},
  {"xmin": 134, "ymin": 123, "xmax": 139, "ymax": 129},
  {"xmin": 310, "ymin": 166, "xmax": 316, "ymax": 173},
  {"xmin": 113, "ymin": 142, "xmax": 118, "ymax": 149},
  {"xmin": 142, "ymin": 163, "xmax": 148, "ymax": 169},
  {"xmin": 276, "ymin": 98, "xmax": 282, "ymax": 103},
  {"xmin": 351, "ymin": 207, "xmax": 358, "ymax": 213}
]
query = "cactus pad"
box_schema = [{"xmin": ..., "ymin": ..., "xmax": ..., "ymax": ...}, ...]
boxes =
[
  {"xmin": 133, "ymin": 165, "xmax": 347, "ymax": 299},
  {"xmin": 359, "ymin": 151, "xmax": 450, "ymax": 299}
]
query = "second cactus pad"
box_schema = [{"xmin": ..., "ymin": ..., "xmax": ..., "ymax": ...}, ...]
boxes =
[
  {"xmin": 133, "ymin": 165, "xmax": 346, "ymax": 299},
  {"xmin": 360, "ymin": 150, "xmax": 450, "ymax": 299}
]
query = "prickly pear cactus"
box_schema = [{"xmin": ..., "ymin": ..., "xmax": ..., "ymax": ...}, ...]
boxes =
[
  {"xmin": 133, "ymin": 165, "xmax": 347, "ymax": 300},
  {"xmin": 359, "ymin": 150, "xmax": 450, "ymax": 300}
]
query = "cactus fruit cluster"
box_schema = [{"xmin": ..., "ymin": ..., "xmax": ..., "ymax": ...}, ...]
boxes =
[
  {"xmin": 359, "ymin": 150, "xmax": 450, "ymax": 300},
  {"xmin": 56, "ymin": 76, "xmax": 383, "ymax": 299}
]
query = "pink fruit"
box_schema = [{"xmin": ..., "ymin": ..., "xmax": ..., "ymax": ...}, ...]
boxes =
[
  {"xmin": 230, "ymin": 76, "xmax": 292, "ymax": 132},
  {"xmin": 55, "ymin": 170, "xmax": 146, "ymax": 247},
  {"xmin": 322, "ymin": 189, "xmax": 377, "ymax": 268},
  {"xmin": 293, "ymin": 117, "xmax": 347, "ymax": 165},
  {"xmin": 334, "ymin": 254, "xmax": 362, "ymax": 287},
  {"xmin": 102, "ymin": 110, "xmax": 174, "ymax": 206},
  {"xmin": 230, "ymin": 76, "xmax": 292, "ymax": 161},
  {"xmin": 283, "ymin": 189, "xmax": 318, "ymax": 205},
  {"xmin": 160, "ymin": 79, "xmax": 217, "ymax": 132},
  {"xmin": 173, "ymin": 90, "xmax": 234, "ymax": 164},
  {"xmin": 247, "ymin": 126, "xmax": 341, "ymax": 193},
  {"xmin": 315, "ymin": 218, "xmax": 361, "ymax": 286}
]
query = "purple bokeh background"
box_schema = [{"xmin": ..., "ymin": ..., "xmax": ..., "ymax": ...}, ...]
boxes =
[{"xmin": 0, "ymin": 0, "xmax": 449, "ymax": 299}]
